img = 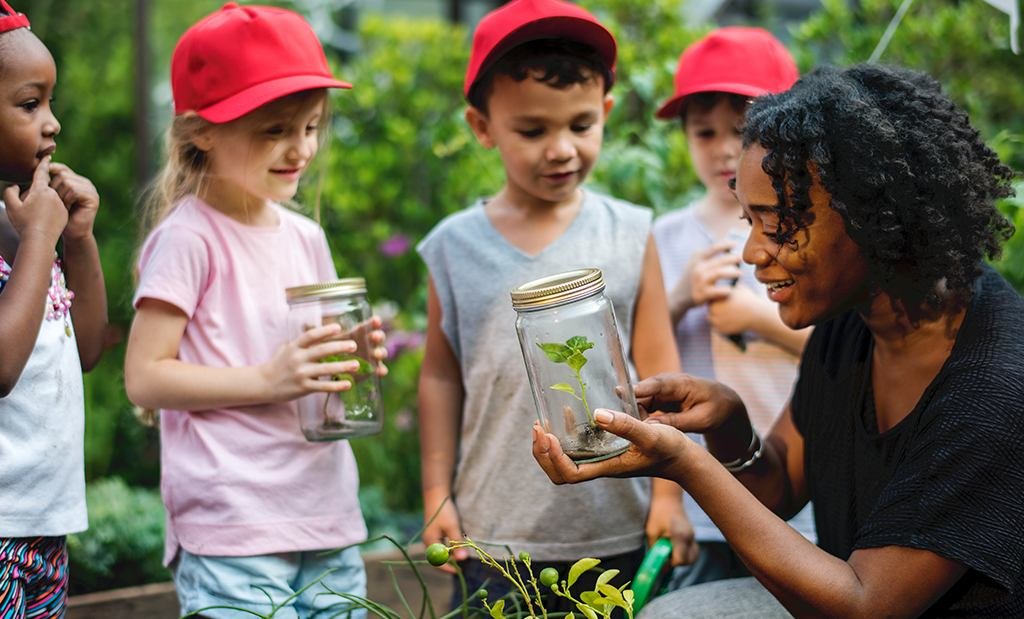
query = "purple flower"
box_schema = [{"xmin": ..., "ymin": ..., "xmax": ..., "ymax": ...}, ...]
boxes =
[
  {"xmin": 385, "ymin": 330, "xmax": 425, "ymax": 359},
  {"xmin": 378, "ymin": 233, "xmax": 411, "ymax": 258}
]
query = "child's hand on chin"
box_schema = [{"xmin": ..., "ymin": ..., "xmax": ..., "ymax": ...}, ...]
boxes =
[
  {"xmin": 1, "ymin": 157, "xmax": 68, "ymax": 244},
  {"xmin": 48, "ymin": 162, "xmax": 100, "ymax": 241}
]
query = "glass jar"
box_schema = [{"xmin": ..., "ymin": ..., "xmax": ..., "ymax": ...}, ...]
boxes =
[
  {"xmin": 510, "ymin": 268, "xmax": 640, "ymax": 462},
  {"xmin": 285, "ymin": 278, "xmax": 383, "ymax": 441}
]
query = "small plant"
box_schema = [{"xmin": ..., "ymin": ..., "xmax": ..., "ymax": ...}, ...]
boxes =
[
  {"xmin": 187, "ymin": 534, "xmax": 635, "ymax": 619},
  {"xmin": 537, "ymin": 336, "xmax": 596, "ymax": 426},
  {"xmin": 426, "ymin": 540, "xmax": 635, "ymax": 619}
]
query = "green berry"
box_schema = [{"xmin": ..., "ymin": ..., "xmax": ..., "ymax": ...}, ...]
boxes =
[
  {"xmin": 476, "ymin": 588, "xmax": 488, "ymax": 599},
  {"xmin": 425, "ymin": 543, "xmax": 450, "ymax": 567},
  {"xmin": 518, "ymin": 551, "xmax": 531, "ymax": 563},
  {"xmin": 539, "ymin": 567, "xmax": 559, "ymax": 588}
]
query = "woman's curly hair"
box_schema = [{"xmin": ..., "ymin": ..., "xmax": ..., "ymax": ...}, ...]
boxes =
[{"xmin": 742, "ymin": 64, "xmax": 1016, "ymax": 313}]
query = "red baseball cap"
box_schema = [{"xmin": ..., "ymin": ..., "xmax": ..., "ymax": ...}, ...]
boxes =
[
  {"xmin": 655, "ymin": 27, "xmax": 797, "ymax": 120},
  {"xmin": 171, "ymin": 2, "xmax": 351, "ymax": 123},
  {"xmin": 0, "ymin": 0, "xmax": 30, "ymax": 34},
  {"xmin": 464, "ymin": 0, "xmax": 616, "ymax": 98}
]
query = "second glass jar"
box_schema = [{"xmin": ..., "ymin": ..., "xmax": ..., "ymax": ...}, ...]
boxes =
[
  {"xmin": 511, "ymin": 268, "xmax": 640, "ymax": 462},
  {"xmin": 285, "ymin": 278, "xmax": 383, "ymax": 441}
]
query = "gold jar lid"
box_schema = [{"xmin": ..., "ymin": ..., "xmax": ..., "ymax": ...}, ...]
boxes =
[
  {"xmin": 286, "ymin": 278, "xmax": 367, "ymax": 302},
  {"xmin": 510, "ymin": 268, "xmax": 605, "ymax": 311}
]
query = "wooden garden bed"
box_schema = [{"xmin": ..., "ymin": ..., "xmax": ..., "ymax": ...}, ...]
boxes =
[{"xmin": 67, "ymin": 546, "xmax": 452, "ymax": 618}]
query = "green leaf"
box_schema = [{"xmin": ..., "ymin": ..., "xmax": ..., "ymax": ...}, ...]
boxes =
[
  {"xmin": 489, "ymin": 599, "xmax": 505, "ymax": 619},
  {"xmin": 596, "ymin": 569, "xmax": 620, "ymax": 587},
  {"xmin": 576, "ymin": 603, "xmax": 599, "ymax": 619},
  {"xmin": 567, "ymin": 558, "xmax": 601, "ymax": 587},
  {"xmin": 566, "ymin": 613, "xmax": 575, "ymax": 619},
  {"xmin": 597, "ymin": 583, "xmax": 626, "ymax": 607},
  {"xmin": 566, "ymin": 336, "xmax": 594, "ymax": 352},
  {"xmin": 537, "ymin": 342, "xmax": 571, "ymax": 363},
  {"xmin": 566, "ymin": 351, "xmax": 589, "ymax": 373},
  {"xmin": 549, "ymin": 383, "xmax": 579, "ymax": 397},
  {"xmin": 580, "ymin": 591, "xmax": 601, "ymax": 606}
]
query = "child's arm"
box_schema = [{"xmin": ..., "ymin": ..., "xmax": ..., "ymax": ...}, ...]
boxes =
[
  {"xmin": 632, "ymin": 233, "xmax": 698, "ymax": 566},
  {"xmin": 707, "ymin": 285, "xmax": 811, "ymax": 356},
  {"xmin": 418, "ymin": 276, "xmax": 469, "ymax": 573},
  {"xmin": 0, "ymin": 160, "xmax": 69, "ymax": 396},
  {"xmin": 124, "ymin": 298, "xmax": 378, "ymax": 411},
  {"xmin": 49, "ymin": 163, "xmax": 108, "ymax": 370}
]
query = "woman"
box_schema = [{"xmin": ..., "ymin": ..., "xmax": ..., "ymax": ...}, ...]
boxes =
[{"xmin": 533, "ymin": 64, "xmax": 1024, "ymax": 617}]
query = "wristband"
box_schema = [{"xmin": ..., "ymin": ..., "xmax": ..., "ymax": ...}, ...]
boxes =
[{"xmin": 718, "ymin": 429, "xmax": 764, "ymax": 473}]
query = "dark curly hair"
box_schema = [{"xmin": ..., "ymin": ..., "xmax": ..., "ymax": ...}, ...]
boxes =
[
  {"xmin": 742, "ymin": 64, "xmax": 1015, "ymax": 314},
  {"xmin": 467, "ymin": 39, "xmax": 612, "ymax": 113}
]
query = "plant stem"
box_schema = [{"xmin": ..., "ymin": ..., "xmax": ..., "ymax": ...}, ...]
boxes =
[{"xmin": 574, "ymin": 368, "xmax": 593, "ymax": 426}]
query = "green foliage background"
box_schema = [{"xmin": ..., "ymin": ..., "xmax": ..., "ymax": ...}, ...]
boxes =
[{"xmin": 14, "ymin": 0, "xmax": 1024, "ymax": 593}]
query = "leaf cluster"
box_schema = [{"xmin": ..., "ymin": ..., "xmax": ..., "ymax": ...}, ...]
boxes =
[{"xmin": 537, "ymin": 336, "xmax": 595, "ymax": 374}]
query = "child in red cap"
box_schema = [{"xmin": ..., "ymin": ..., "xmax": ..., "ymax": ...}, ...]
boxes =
[
  {"xmin": 0, "ymin": 2, "xmax": 109, "ymax": 616},
  {"xmin": 649, "ymin": 26, "xmax": 816, "ymax": 590},
  {"xmin": 124, "ymin": 4, "xmax": 386, "ymax": 617},
  {"xmin": 417, "ymin": 0, "xmax": 691, "ymax": 607}
]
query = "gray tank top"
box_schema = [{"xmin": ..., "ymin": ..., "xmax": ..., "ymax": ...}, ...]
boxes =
[{"xmin": 418, "ymin": 189, "xmax": 653, "ymax": 560}]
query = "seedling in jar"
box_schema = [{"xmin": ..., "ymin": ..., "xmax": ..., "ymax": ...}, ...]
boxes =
[{"xmin": 537, "ymin": 335, "xmax": 596, "ymax": 426}]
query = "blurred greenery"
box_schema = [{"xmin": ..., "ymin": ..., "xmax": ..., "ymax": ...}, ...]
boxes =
[
  {"xmin": 12, "ymin": 0, "xmax": 1024, "ymax": 594},
  {"xmin": 66, "ymin": 478, "xmax": 168, "ymax": 594}
]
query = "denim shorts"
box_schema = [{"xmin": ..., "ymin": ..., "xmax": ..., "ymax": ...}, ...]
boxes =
[{"xmin": 173, "ymin": 545, "xmax": 367, "ymax": 619}]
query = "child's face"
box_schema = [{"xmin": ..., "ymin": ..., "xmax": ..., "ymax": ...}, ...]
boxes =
[
  {"xmin": 684, "ymin": 97, "xmax": 744, "ymax": 208},
  {"xmin": 0, "ymin": 32, "xmax": 60, "ymax": 184},
  {"xmin": 195, "ymin": 90, "xmax": 326, "ymax": 209},
  {"xmin": 466, "ymin": 72, "xmax": 612, "ymax": 207}
]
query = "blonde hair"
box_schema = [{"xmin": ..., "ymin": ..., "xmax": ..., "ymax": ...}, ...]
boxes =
[
  {"xmin": 133, "ymin": 91, "xmax": 333, "ymax": 426},
  {"xmin": 139, "ymin": 113, "xmax": 213, "ymax": 244}
]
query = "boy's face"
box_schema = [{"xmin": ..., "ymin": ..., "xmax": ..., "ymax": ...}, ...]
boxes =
[
  {"xmin": 0, "ymin": 31, "xmax": 60, "ymax": 184},
  {"xmin": 194, "ymin": 90, "xmax": 326, "ymax": 210},
  {"xmin": 684, "ymin": 97, "xmax": 744, "ymax": 208},
  {"xmin": 466, "ymin": 72, "xmax": 613, "ymax": 207}
]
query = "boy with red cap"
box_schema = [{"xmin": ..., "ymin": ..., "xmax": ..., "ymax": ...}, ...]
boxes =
[
  {"xmin": 0, "ymin": 1, "xmax": 109, "ymax": 616},
  {"xmin": 124, "ymin": 4, "xmax": 387, "ymax": 617},
  {"xmin": 417, "ymin": 0, "xmax": 692, "ymax": 606},
  {"xmin": 650, "ymin": 26, "xmax": 817, "ymax": 589}
]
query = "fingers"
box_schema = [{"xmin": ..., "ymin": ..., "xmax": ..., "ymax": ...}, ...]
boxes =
[
  {"xmin": 31, "ymin": 155, "xmax": 53, "ymax": 191},
  {"xmin": 296, "ymin": 322, "xmax": 343, "ymax": 347},
  {"xmin": 532, "ymin": 423, "xmax": 583, "ymax": 485},
  {"xmin": 633, "ymin": 374, "xmax": 692, "ymax": 410},
  {"xmin": 2, "ymin": 184, "xmax": 22, "ymax": 209},
  {"xmin": 697, "ymin": 239, "xmax": 736, "ymax": 259}
]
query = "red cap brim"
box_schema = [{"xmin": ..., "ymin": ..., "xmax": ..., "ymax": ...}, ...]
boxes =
[
  {"xmin": 194, "ymin": 74, "xmax": 352, "ymax": 123},
  {"xmin": 655, "ymin": 82, "xmax": 770, "ymax": 120}
]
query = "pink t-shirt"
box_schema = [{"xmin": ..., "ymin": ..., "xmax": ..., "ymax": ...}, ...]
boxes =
[{"xmin": 134, "ymin": 196, "xmax": 366, "ymax": 564}]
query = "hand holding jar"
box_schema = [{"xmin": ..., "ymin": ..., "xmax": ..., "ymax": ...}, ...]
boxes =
[{"xmin": 285, "ymin": 278, "xmax": 387, "ymax": 441}]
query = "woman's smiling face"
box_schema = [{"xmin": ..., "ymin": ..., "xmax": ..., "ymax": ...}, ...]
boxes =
[{"xmin": 734, "ymin": 143, "xmax": 870, "ymax": 329}]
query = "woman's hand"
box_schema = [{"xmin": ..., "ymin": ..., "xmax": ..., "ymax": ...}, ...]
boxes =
[
  {"xmin": 633, "ymin": 373, "xmax": 746, "ymax": 435},
  {"xmin": 532, "ymin": 410, "xmax": 696, "ymax": 485}
]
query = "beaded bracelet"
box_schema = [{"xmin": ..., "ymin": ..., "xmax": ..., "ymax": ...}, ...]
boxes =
[{"xmin": 718, "ymin": 428, "xmax": 764, "ymax": 473}]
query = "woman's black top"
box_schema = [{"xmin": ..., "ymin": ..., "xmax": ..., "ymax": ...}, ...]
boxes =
[{"xmin": 792, "ymin": 267, "xmax": 1024, "ymax": 616}]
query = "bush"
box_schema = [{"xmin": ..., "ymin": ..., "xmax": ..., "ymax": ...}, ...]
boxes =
[{"xmin": 67, "ymin": 478, "xmax": 168, "ymax": 594}]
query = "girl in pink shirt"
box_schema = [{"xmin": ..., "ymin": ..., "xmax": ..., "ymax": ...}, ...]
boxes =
[{"xmin": 124, "ymin": 5, "xmax": 385, "ymax": 617}]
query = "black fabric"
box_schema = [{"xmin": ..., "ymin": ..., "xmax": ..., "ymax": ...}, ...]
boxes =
[{"xmin": 792, "ymin": 267, "xmax": 1024, "ymax": 616}]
